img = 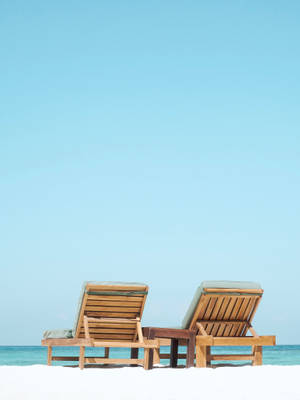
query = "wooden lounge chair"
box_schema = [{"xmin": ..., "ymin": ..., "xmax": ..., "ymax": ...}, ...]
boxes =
[
  {"xmin": 41, "ymin": 281, "xmax": 158, "ymax": 369},
  {"xmin": 181, "ymin": 280, "xmax": 276, "ymax": 367}
]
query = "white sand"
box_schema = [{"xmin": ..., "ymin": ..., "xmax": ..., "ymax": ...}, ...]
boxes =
[{"xmin": 0, "ymin": 365, "xmax": 299, "ymax": 400}]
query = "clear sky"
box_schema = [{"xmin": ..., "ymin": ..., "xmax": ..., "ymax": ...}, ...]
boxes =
[{"xmin": 1, "ymin": 1, "xmax": 299, "ymax": 345}]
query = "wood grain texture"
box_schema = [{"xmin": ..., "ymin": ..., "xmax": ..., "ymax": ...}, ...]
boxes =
[
  {"xmin": 192, "ymin": 286, "xmax": 275, "ymax": 368},
  {"xmin": 42, "ymin": 283, "xmax": 157, "ymax": 370}
]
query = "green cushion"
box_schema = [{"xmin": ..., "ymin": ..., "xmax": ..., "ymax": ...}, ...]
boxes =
[
  {"xmin": 181, "ymin": 280, "xmax": 262, "ymax": 329},
  {"xmin": 43, "ymin": 329, "xmax": 73, "ymax": 339}
]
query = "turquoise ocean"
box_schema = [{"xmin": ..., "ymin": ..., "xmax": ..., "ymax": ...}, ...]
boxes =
[{"xmin": 1, "ymin": 345, "xmax": 300, "ymax": 366}]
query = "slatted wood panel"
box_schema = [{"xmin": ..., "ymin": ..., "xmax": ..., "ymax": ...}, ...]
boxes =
[
  {"xmin": 75, "ymin": 284, "xmax": 148, "ymax": 341},
  {"xmin": 191, "ymin": 290, "xmax": 262, "ymax": 338}
]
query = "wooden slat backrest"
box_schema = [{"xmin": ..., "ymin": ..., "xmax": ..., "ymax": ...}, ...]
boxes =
[
  {"xmin": 189, "ymin": 288, "xmax": 263, "ymax": 337},
  {"xmin": 75, "ymin": 284, "xmax": 148, "ymax": 341}
]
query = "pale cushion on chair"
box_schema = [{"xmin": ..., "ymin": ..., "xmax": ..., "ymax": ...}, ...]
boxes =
[{"xmin": 43, "ymin": 329, "xmax": 73, "ymax": 339}]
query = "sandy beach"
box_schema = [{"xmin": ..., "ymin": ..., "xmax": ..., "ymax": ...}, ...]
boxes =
[{"xmin": 1, "ymin": 365, "xmax": 299, "ymax": 400}]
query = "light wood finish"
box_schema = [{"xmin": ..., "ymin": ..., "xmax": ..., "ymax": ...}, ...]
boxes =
[
  {"xmin": 200, "ymin": 320, "xmax": 251, "ymax": 325},
  {"xmin": 84, "ymin": 358, "xmax": 144, "ymax": 365},
  {"xmin": 93, "ymin": 339, "xmax": 158, "ymax": 348},
  {"xmin": 83, "ymin": 316, "xmax": 90, "ymax": 339},
  {"xmin": 80, "ymin": 328, "xmax": 135, "ymax": 334},
  {"xmin": 76, "ymin": 293, "xmax": 89, "ymax": 339},
  {"xmin": 87, "ymin": 295, "xmax": 143, "ymax": 302},
  {"xmin": 248, "ymin": 324, "xmax": 259, "ymax": 338},
  {"xmin": 42, "ymin": 283, "xmax": 158, "ymax": 370},
  {"xmin": 210, "ymin": 354, "xmax": 254, "ymax": 361},
  {"xmin": 153, "ymin": 347, "xmax": 160, "ymax": 364},
  {"xmin": 196, "ymin": 322, "xmax": 208, "ymax": 336},
  {"xmin": 144, "ymin": 348, "xmax": 150, "ymax": 370},
  {"xmin": 79, "ymin": 346, "xmax": 85, "ymax": 370},
  {"xmin": 42, "ymin": 338, "xmax": 93, "ymax": 346},
  {"xmin": 189, "ymin": 296, "xmax": 209, "ymax": 331},
  {"xmin": 191, "ymin": 286, "xmax": 275, "ymax": 368},
  {"xmin": 196, "ymin": 345, "xmax": 207, "ymax": 368},
  {"xmin": 247, "ymin": 296, "xmax": 262, "ymax": 334},
  {"xmin": 196, "ymin": 335, "xmax": 275, "ymax": 346},
  {"xmin": 75, "ymin": 283, "xmax": 148, "ymax": 340},
  {"xmin": 47, "ymin": 346, "xmax": 52, "ymax": 366},
  {"xmin": 84, "ymin": 333, "xmax": 135, "ymax": 340},
  {"xmin": 136, "ymin": 321, "xmax": 144, "ymax": 343},
  {"xmin": 87, "ymin": 300, "xmax": 143, "ymax": 307},
  {"xmin": 86, "ymin": 317, "xmax": 137, "ymax": 323},
  {"xmin": 157, "ymin": 338, "xmax": 171, "ymax": 346},
  {"xmin": 203, "ymin": 288, "xmax": 263, "ymax": 294},
  {"xmin": 85, "ymin": 306, "xmax": 141, "ymax": 312},
  {"xmin": 135, "ymin": 293, "xmax": 147, "ymax": 342},
  {"xmin": 253, "ymin": 346, "xmax": 263, "ymax": 366},
  {"xmin": 85, "ymin": 312, "xmax": 138, "ymax": 318}
]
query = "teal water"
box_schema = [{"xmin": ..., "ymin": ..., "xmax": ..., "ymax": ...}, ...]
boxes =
[{"xmin": 0, "ymin": 345, "xmax": 300, "ymax": 366}]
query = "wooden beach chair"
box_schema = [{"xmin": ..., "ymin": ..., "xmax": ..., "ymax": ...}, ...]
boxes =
[
  {"xmin": 41, "ymin": 282, "xmax": 158, "ymax": 369},
  {"xmin": 182, "ymin": 280, "xmax": 276, "ymax": 367}
]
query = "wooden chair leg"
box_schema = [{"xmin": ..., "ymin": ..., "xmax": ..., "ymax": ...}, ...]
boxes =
[
  {"xmin": 253, "ymin": 346, "xmax": 262, "ymax": 366},
  {"xmin": 196, "ymin": 345, "xmax": 207, "ymax": 368},
  {"xmin": 153, "ymin": 347, "xmax": 160, "ymax": 364},
  {"xmin": 47, "ymin": 346, "xmax": 52, "ymax": 366},
  {"xmin": 79, "ymin": 346, "xmax": 85, "ymax": 370},
  {"xmin": 105, "ymin": 347, "xmax": 110, "ymax": 358},
  {"xmin": 144, "ymin": 348, "xmax": 151, "ymax": 370}
]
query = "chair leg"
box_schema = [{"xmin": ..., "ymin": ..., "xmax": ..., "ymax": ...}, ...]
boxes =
[
  {"xmin": 144, "ymin": 348, "xmax": 151, "ymax": 370},
  {"xmin": 196, "ymin": 345, "xmax": 207, "ymax": 368},
  {"xmin": 253, "ymin": 346, "xmax": 262, "ymax": 366},
  {"xmin": 105, "ymin": 347, "xmax": 110, "ymax": 358},
  {"xmin": 47, "ymin": 346, "xmax": 52, "ymax": 366},
  {"xmin": 153, "ymin": 347, "xmax": 160, "ymax": 365},
  {"xmin": 79, "ymin": 346, "xmax": 85, "ymax": 370}
]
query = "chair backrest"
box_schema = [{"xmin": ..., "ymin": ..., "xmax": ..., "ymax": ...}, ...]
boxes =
[
  {"xmin": 73, "ymin": 282, "xmax": 148, "ymax": 341},
  {"xmin": 181, "ymin": 281, "xmax": 263, "ymax": 337}
]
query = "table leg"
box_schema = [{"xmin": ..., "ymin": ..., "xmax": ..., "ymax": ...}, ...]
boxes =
[
  {"xmin": 186, "ymin": 333, "xmax": 196, "ymax": 368},
  {"xmin": 170, "ymin": 338, "xmax": 179, "ymax": 368},
  {"xmin": 147, "ymin": 328, "xmax": 154, "ymax": 370},
  {"xmin": 131, "ymin": 348, "xmax": 139, "ymax": 359}
]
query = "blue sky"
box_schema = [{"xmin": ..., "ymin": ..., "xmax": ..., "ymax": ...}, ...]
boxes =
[{"xmin": 1, "ymin": 1, "xmax": 299, "ymax": 345}]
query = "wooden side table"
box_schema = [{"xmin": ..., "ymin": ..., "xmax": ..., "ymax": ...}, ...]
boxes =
[{"xmin": 142, "ymin": 327, "xmax": 196, "ymax": 368}]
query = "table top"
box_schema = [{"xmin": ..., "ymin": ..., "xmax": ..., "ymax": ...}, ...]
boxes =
[{"xmin": 143, "ymin": 327, "xmax": 196, "ymax": 339}]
